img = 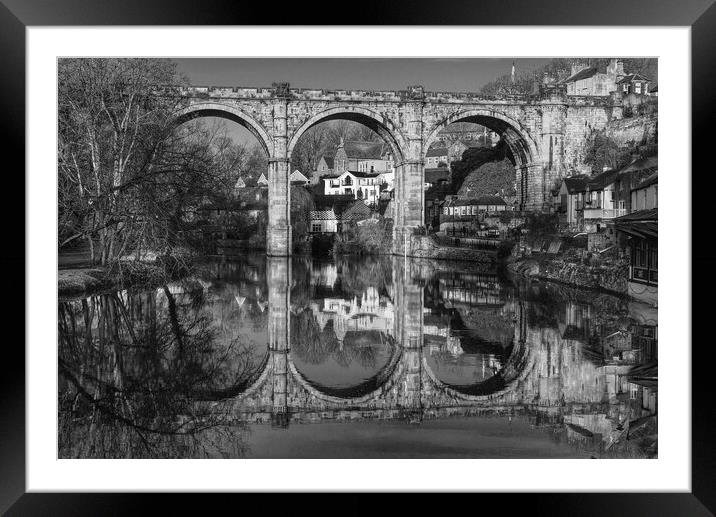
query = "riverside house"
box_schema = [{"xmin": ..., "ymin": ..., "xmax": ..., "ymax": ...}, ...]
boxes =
[
  {"xmin": 309, "ymin": 209, "xmax": 338, "ymax": 234},
  {"xmin": 322, "ymin": 170, "xmax": 382, "ymax": 207},
  {"xmin": 614, "ymin": 173, "xmax": 658, "ymax": 305}
]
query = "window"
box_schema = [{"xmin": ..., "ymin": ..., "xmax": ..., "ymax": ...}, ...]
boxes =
[
  {"xmin": 312, "ymin": 224, "xmax": 321, "ymax": 232},
  {"xmin": 635, "ymin": 83, "xmax": 642, "ymax": 94},
  {"xmin": 631, "ymin": 239, "xmax": 657, "ymax": 285}
]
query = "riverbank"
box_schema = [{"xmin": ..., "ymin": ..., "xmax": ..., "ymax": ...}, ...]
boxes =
[
  {"xmin": 507, "ymin": 254, "xmax": 629, "ymax": 296},
  {"xmin": 58, "ymin": 258, "xmax": 191, "ymax": 298}
]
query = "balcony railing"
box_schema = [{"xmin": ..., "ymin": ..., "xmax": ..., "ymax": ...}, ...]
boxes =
[{"xmin": 583, "ymin": 208, "xmax": 626, "ymax": 219}]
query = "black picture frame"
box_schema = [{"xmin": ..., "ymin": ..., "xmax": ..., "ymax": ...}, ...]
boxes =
[{"xmin": 3, "ymin": 0, "xmax": 712, "ymax": 513}]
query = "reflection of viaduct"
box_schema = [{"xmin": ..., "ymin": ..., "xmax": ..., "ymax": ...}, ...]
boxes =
[
  {"xmin": 173, "ymin": 83, "xmax": 623, "ymax": 256},
  {"xmin": 225, "ymin": 258, "xmax": 608, "ymax": 427}
]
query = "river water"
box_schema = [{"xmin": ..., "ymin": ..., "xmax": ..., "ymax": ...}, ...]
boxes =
[{"xmin": 58, "ymin": 253, "xmax": 658, "ymax": 459}]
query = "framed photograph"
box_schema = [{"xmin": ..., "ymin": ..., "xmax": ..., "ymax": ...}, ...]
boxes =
[{"xmin": 5, "ymin": 0, "xmax": 712, "ymax": 512}]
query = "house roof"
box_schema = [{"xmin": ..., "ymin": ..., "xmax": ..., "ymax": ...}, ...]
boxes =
[
  {"xmin": 310, "ymin": 209, "xmax": 337, "ymax": 221},
  {"xmin": 562, "ymin": 175, "xmax": 589, "ymax": 194},
  {"xmin": 563, "ymin": 66, "xmax": 598, "ymax": 83},
  {"xmin": 614, "ymin": 208, "xmax": 658, "ymax": 239},
  {"xmin": 346, "ymin": 170, "xmax": 381, "ymax": 179},
  {"xmin": 619, "ymin": 155, "xmax": 658, "ymax": 175},
  {"xmin": 342, "ymin": 200, "xmax": 373, "ymax": 222},
  {"xmin": 257, "ymin": 173, "xmax": 268, "ymax": 185},
  {"xmin": 450, "ymin": 196, "xmax": 507, "ymax": 207},
  {"xmin": 617, "ymin": 73, "xmax": 651, "ymax": 84},
  {"xmin": 633, "ymin": 171, "xmax": 658, "ymax": 190},
  {"xmin": 290, "ymin": 170, "xmax": 309, "ymax": 182},
  {"xmin": 474, "ymin": 195, "xmax": 507, "ymax": 205},
  {"xmin": 426, "ymin": 146, "xmax": 449, "ymax": 158},
  {"xmin": 587, "ymin": 169, "xmax": 619, "ymax": 190}
]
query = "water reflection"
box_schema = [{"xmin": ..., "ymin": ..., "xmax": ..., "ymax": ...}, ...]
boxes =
[{"xmin": 58, "ymin": 253, "xmax": 658, "ymax": 458}]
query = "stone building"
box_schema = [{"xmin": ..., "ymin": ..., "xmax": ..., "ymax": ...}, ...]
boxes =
[
  {"xmin": 617, "ymin": 73, "xmax": 652, "ymax": 96},
  {"xmin": 309, "ymin": 209, "xmax": 338, "ymax": 234},
  {"xmin": 563, "ymin": 59, "xmax": 625, "ymax": 97}
]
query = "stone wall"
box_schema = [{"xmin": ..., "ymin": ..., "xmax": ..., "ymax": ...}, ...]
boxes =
[
  {"xmin": 606, "ymin": 115, "xmax": 657, "ymax": 147},
  {"xmin": 405, "ymin": 235, "xmax": 496, "ymax": 263}
]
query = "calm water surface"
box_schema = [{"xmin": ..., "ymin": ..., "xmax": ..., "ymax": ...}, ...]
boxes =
[{"xmin": 58, "ymin": 253, "xmax": 658, "ymax": 459}]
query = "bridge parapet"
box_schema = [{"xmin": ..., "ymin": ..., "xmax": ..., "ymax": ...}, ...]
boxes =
[{"xmin": 176, "ymin": 85, "xmax": 616, "ymax": 108}]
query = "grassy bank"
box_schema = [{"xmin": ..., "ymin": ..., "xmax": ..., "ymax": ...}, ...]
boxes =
[{"xmin": 58, "ymin": 257, "xmax": 192, "ymax": 298}]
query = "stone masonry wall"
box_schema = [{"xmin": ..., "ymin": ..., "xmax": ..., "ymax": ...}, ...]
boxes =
[{"xmin": 606, "ymin": 115, "xmax": 658, "ymax": 147}]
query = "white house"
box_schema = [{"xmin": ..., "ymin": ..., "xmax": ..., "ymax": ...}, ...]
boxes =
[{"xmin": 323, "ymin": 170, "xmax": 382, "ymax": 206}]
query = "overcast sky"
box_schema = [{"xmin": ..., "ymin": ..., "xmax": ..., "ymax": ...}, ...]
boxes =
[
  {"xmin": 174, "ymin": 58, "xmax": 551, "ymax": 91},
  {"xmin": 174, "ymin": 58, "xmax": 552, "ymax": 147}
]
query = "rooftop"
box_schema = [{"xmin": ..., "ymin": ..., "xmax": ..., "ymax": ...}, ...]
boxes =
[
  {"xmin": 426, "ymin": 146, "xmax": 449, "ymax": 158},
  {"xmin": 310, "ymin": 209, "xmax": 337, "ymax": 221},
  {"xmin": 617, "ymin": 73, "xmax": 651, "ymax": 84},
  {"xmin": 562, "ymin": 175, "xmax": 590, "ymax": 194},
  {"xmin": 563, "ymin": 66, "xmax": 598, "ymax": 83},
  {"xmin": 633, "ymin": 171, "xmax": 658, "ymax": 190},
  {"xmin": 587, "ymin": 169, "xmax": 620, "ymax": 190}
]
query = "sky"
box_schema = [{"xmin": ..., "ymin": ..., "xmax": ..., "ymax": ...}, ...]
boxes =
[{"xmin": 174, "ymin": 58, "xmax": 552, "ymax": 148}]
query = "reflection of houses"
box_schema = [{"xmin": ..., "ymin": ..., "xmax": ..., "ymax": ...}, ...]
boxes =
[
  {"xmin": 437, "ymin": 273, "xmax": 503, "ymax": 308},
  {"xmin": 558, "ymin": 300, "xmax": 592, "ymax": 345},
  {"xmin": 310, "ymin": 287, "xmax": 394, "ymax": 343},
  {"xmin": 309, "ymin": 262, "xmax": 338, "ymax": 288}
]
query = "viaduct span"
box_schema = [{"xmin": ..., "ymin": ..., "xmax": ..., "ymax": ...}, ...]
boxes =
[{"xmin": 174, "ymin": 83, "xmax": 624, "ymax": 256}]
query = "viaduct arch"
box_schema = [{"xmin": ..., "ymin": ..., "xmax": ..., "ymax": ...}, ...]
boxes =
[{"xmin": 173, "ymin": 83, "xmax": 621, "ymax": 256}]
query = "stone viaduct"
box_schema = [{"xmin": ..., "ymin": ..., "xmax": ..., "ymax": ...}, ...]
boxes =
[
  {"xmin": 173, "ymin": 83, "xmax": 623, "ymax": 256},
  {"xmin": 211, "ymin": 258, "xmax": 614, "ymax": 428}
]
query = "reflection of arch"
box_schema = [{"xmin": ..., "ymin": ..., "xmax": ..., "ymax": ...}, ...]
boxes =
[
  {"xmin": 288, "ymin": 339, "xmax": 402, "ymax": 403},
  {"xmin": 423, "ymin": 109, "xmax": 540, "ymax": 168},
  {"xmin": 174, "ymin": 102, "xmax": 273, "ymax": 157},
  {"xmin": 422, "ymin": 336, "xmax": 533, "ymax": 401},
  {"xmin": 287, "ymin": 106, "xmax": 407, "ymax": 163},
  {"xmin": 193, "ymin": 351, "xmax": 271, "ymax": 401}
]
